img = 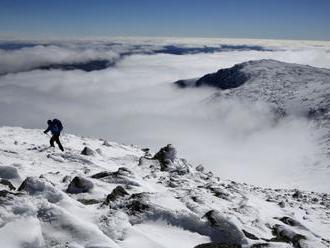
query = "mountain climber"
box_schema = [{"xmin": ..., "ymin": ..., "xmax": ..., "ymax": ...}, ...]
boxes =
[{"xmin": 44, "ymin": 119, "xmax": 64, "ymax": 151}]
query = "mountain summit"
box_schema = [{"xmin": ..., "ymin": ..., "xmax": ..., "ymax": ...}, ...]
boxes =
[{"xmin": 175, "ymin": 59, "xmax": 330, "ymax": 150}]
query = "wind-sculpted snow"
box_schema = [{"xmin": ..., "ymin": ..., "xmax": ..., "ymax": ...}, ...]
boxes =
[{"xmin": 0, "ymin": 127, "xmax": 329, "ymax": 248}]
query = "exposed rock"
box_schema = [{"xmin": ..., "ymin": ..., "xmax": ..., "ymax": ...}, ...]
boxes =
[
  {"xmin": 278, "ymin": 216, "xmax": 306, "ymax": 229},
  {"xmin": 81, "ymin": 147, "xmax": 95, "ymax": 156},
  {"xmin": 66, "ymin": 176, "xmax": 94, "ymax": 194},
  {"xmin": 102, "ymin": 140, "xmax": 112, "ymax": 147},
  {"xmin": 271, "ymin": 224, "xmax": 306, "ymax": 248},
  {"xmin": 117, "ymin": 167, "xmax": 134, "ymax": 177},
  {"xmin": 104, "ymin": 185, "xmax": 129, "ymax": 204},
  {"xmin": 153, "ymin": 144, "xmax": 177, "ymax": 171},
  {"xmin": 83, "ymin": 167, "xmax": 91, "ymax": 174},
  {"xmin": 242, "ymin": 229, "xmax": 259, "ymax": 240},
  {"xmin": 91, "ymin": 167, "xmax": 133, "ymax": 179},
  {"xmin": 206, "ymin": 171, "xmax": 214, "ymax": 178},
  {"xmin": 176, "ymin": 62, "xmax": 249, "ymax": 89},
  {"xmin": 77, "ymin": 198, "xmax": 101, "ymax": 205},
  {"xmin": 292, "ymin": 190, "xmax": 303, "ymax": 198},
  {"xmin": 141, "ymin": 148, "xmax": 151, "ymax": 157},
  {"xmin": 91, "ymin": 171, "xmax": 111, "ymax": 179},
  {"xmin": 124, "ymin": 193, "xmax": 150, "ymax": 215},
  {"xmin": 0, "ymin": 189, "xmax": 21, "ymax": 197},
  {"xmin": 91, "ymin": 167, "xmax": 139, "ymax": 186},
  {"xmin": 18, "ymin": 177, "xmax": 63, "ymax": 203},
  {"xmin": 0, "ymin": 166, "xmax": 20, "ymax": 179},
  {"xmin": 0, "ymin": 179, "xmax": 16, "ymax": 190},
  {"xmin": 196, "ymin": 164, "xmax": 205, "ymax": 172},
  {"xmin": 138, "ymin": 156, "xmax": 148, "ymax": 166},
  {"xmin": 62, "ymin": 175, "xmax": 72, "ymax": 183},
  {"xmin": 278, "ymin": 201, "xmax": 286, "ymax": 208},
  {"xmin": 203, "ymin": 210, "xmax": 247, "ymax": 245},
  {"xmin": 95, "ymin": 148, "xmax": 102, "ymax": 155}
]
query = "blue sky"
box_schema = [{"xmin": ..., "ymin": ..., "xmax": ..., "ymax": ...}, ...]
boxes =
[{"xmin": 0, "ymin": 0, "xmax": 329, "ymax": 40}]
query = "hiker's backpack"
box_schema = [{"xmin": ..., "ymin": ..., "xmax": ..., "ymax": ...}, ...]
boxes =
[{"xmin": 52, "ymin": 119, "xmax": 63, "ymax": 133}]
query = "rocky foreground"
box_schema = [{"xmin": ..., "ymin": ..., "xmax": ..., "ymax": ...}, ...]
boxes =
[{"xmin": 0, "ymin": 127, "xmax": 329, "ymax": 248}]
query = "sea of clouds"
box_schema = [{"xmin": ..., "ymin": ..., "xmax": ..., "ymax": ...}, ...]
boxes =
[{"xmin": 1, "ymin": 38, "xmax": 329, "ymax": 191}]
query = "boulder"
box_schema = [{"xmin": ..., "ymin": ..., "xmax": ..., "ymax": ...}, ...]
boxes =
[
  {"xmin": 196, "ymin": 164, "xmax": 205, "ymax": 172},
  {"xmin": 91, "ymin": 167, "xmax": 139, "ymax": 187},
  {"xmin": 292, "ymin": 190, "xmax": 303, "ymax": 198},
  {"xmin": 0, "ymin": 190, "xmax": 21, "ymax": 197},
  {"xmin": 91, "ymin": 167, "xmax": 133, "ymax": 179},
  {"xmin": 125, "ymin": 192, "xmax": 151, "ymax": 215},
  {"xmin": 91, "ymin": 171, "xmax": 111, "ymax": 179},
  {"xmin": 203, "ymin": 210, "xmax": 247, "ymax": 245},
  {"xmin": 278, "ymin": 216, "xmax": 305, "ymax": 229},
  {"xmin": 0, "ymin": 179, "xmax": 16, "ymax": 190},
  {"xmin": 271, "ymin": 224, "xmax": 306, "ymax": 247},
  {"xmin": 242, "ymin": 230, "xmax": 259, "ymax": 240},
  {"xmin": 0, "ymin": 166, "xmax": 20, "ymax": 179},
  {"xmin": 102, "ymin": 140, "xmax": 111, "ymax": 147},
  {"xmin": 104, "ymin": 186, "xmax": 129, "ymax": 204},
  {"xmin": 18, "ymin": 177, "xmax": 63, "ymax": 203},
  {"xmin": 278, "ymin": 201, "xmax": 286, "ymax": 208},
  {"xmin": 81, "ymin": 147, "xmax": 95, "ymax": 156},
  {"xmin": 67, "ymin": 176, "xmax": 94, "ymax": 194},
  {"xmin": 153, "ymin": 144, "xmax": 177, "ymax": 171},
  {"xmin": 62, "ymin": 175, "xmax": 72, "ymax": 183}
]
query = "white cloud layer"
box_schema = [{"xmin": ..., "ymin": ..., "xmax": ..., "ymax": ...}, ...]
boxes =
[
  {"xmin": 0, "ymin": 44, "xmax": 120, "ymax": 74},
  {"xmin": 0, "ymin": 38, "xmax": 330, "ymax": 191}
]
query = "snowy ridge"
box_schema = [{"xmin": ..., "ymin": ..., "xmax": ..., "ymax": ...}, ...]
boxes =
[
  {"xmin": 175, "ymin": 59, "xmax": 330, "ymax": 153},
  {"xmin": 0, "ymin": 127, "xmax": 329, "ymax": 248}
]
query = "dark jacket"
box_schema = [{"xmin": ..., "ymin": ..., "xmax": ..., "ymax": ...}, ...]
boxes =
[{"xmin": 44, "ymin": 119, "xmax": 63, "ymax": 135}]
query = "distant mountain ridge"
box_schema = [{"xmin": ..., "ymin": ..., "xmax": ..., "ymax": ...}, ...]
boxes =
[{"xmin": 175, "ymin": 59, "xmax": 330, "ymax": 150}]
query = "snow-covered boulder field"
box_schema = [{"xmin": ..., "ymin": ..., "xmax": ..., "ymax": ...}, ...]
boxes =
[{"xmin": 0, "ymin": 127, "xmax": 329, "ymax": 248}]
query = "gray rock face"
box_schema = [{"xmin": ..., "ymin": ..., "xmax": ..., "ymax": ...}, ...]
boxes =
[
  {"xmin": 102, "ymin": 140, "xmax": 111, "ymax": 147},
  {"xmin": 91, "ymin": 167, "xmax": 139, "ymax": 187},
  {"xmin": 91, "ymin": 167, "xmax": 133, "ymax": 179},
  {"xmin": 81, "ymin": 147, "xmax": 95, "ymax": 156},
  {"xmin": 196, "ymin": 164, "xmax": 205, "ymax": 172},
  {"xmin": 0, "ymin": 166, "xmax": 20, "ymax": 179},
  {"xmin": 194, "ymin": 63, "xmax": 249, "ymax": 89},
  {"xmin": 0, "ymin": 179, "xmax": 16, "ymax": 190},
  {"xmin": 67, "ymin": 176, "xmax": 94, "ymax": 194},
  {"xmin": 18, "ymin": 177, "xmax": 63, "ymax": 203},
  {"xmin": 153, "ymin": 144, "xmax": 177, "ymax": 171},
  {"xmin": 125, "ymin": 193, "xmax": 150, "ymax": 215},
  {"xmin": 104, "ymin": 185, "xmax": 129, "ymax": 204},
  {"xmin": 271, "ymin": 224, "xmax": 306, "ymax": 248},
  {"xmin": 292, "ymin": 190, "xmax": 303, "ymax": 198},
  {"xmin": 203, "ymin": 210, "xmax": 247, "ymax": 245}
]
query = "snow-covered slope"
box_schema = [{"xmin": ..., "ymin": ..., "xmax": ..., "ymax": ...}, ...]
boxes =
[
  {"xmin": 0, "ymin": 127, "xmax": 329, "ymax": 248},
  {"xmin": 175, "ymin": 59, "xmax": 330, "ymax": 153}
]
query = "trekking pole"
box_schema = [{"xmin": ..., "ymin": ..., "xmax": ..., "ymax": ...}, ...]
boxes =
[{"xmin": 44, "ymin": 132, "xmax": 51, "ymax": 137}]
